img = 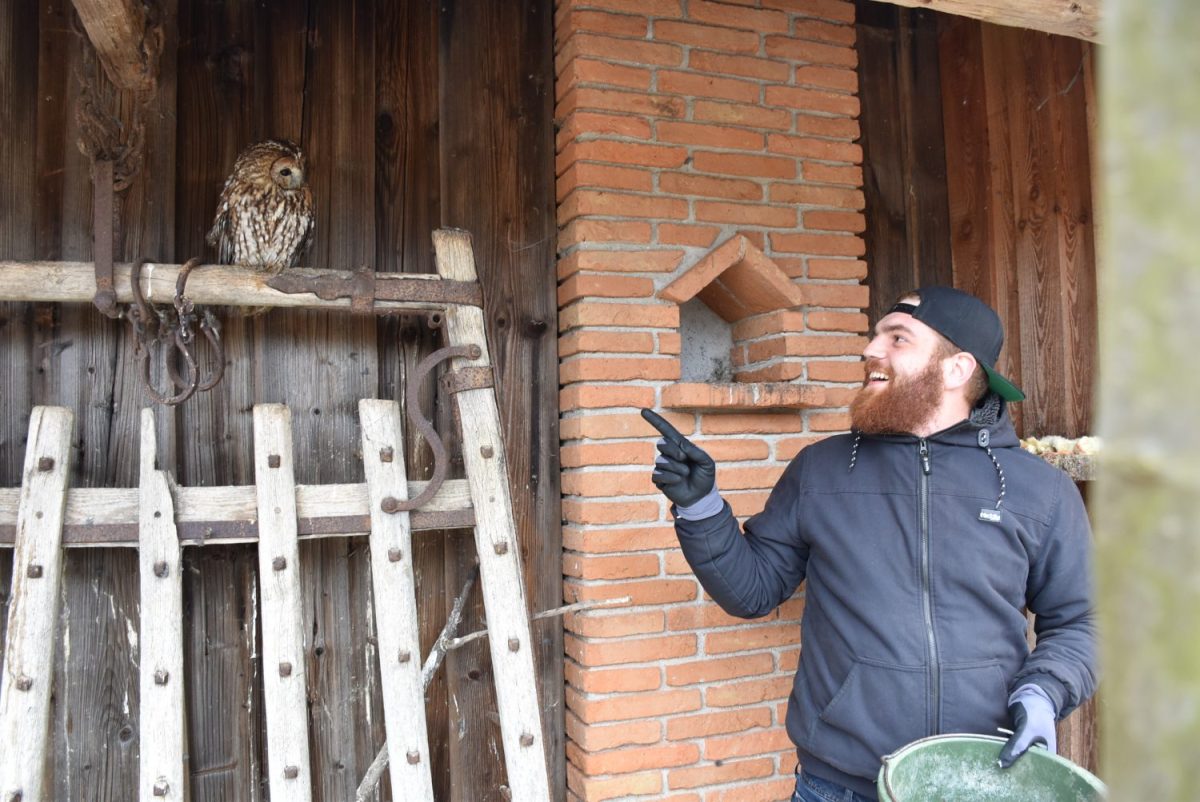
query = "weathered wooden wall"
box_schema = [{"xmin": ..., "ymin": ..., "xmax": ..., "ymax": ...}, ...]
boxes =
[
  {"xmin": 0, "ymin": 1, "xmax": 560, "ymax": 800},
  {"xmin": 856, "ymin": 1, "xmax": 1099, "ymax": 774}
]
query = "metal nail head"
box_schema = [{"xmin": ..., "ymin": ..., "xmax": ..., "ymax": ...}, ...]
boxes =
[
  {"xmin": 480, "ymin": 445, "xmax": 494, "ymax": 459},
  {"xmin": 153, "ymin": 561, "xmax": 169, "ymax": 578},
  {"xmin": 152, "ymin": 778, "xmax": 169, "ymax": 796},
  {"xmin": 388, "ymin": 547, "xmax": 403, "ymax": 562},
  {"xmin": 272, "ymin": 556, "xmax": 287, "ymax": 571},
  {"xmin": 279, "ymin": 662, "xmax": 293, "ymax": 677},
  {"xmin": 268, "ymin": 454, "xmax": 281, "ymax": 468},
  {"xmin": 494, "ymin": 541, "xmax": 508, "ymax": 555},
  {"xmin": 379, "ymin": 447, "xmax": 394, "ymax": 463},
  {"xmin": 520, "ymin": 733, "xmax": 535, "ymax": 747},
  {"xmin": 14, "ymin": 675, "xmax": 33, "ymax": 692},
  {"xmin": 37, "ymin": 457, "xmax": 54, "ymax": 472},
  {"xmin": 407, "ymin": 751, "xmax": 421, "ymax": 765},
  {"xmin": 154, "ymin": 669, "xmax": 169, "ymax": 686},
  {"xmin": 508, "ymin": 638, "xmax": 520, "ymax": 652},
  {"xmin": 26, "ymin": 564, "xmax": 43, "ymax": 579},
  {"xmin": 283, "ymin": 766, "xmax": 299, "ymax": 780},
  {"xmin": 398, "ymin": 650, "xmax": 411, "ymax": 664}
]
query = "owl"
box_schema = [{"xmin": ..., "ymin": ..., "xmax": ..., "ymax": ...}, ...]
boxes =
[{"xmin": 207, "ymin": 139, "xmax": 315, "ymax": 276}]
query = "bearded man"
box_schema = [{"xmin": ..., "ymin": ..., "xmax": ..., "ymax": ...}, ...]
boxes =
[{"xmin": 643, "ymin": 287, "xmax": 1096, "ymax": 802}]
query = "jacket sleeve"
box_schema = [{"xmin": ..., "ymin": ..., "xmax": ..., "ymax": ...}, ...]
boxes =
[
  {"xmin": 672, "ymin": 453, "xmax": 809, "ymax": 619},
  {"xmin": 1011, "ymin": 470, "xmax": 1098, "ymax": 718}
]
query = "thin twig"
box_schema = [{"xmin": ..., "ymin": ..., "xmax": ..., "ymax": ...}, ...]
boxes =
[
  {"xmin": 446, "ymin": 596, "xmax": 633, "ymax": 651},
  {"xmin": 354, "ymin": 565, "xmax": 479, "ymax": 802}
]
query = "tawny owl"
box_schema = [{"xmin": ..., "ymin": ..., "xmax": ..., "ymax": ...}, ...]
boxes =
[{"xmin": 207, "ymin": 139, "xmax": 315, "ymax": 276}]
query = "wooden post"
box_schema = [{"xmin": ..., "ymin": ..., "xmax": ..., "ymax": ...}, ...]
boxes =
[
  {"xmin": 358, "ymin": 399, "xmax": 435, "ymax": 800},
  {"xmin": 69, "ymin": 0, "xmax": 156, "ymax": 91},
  {"xmin": 137, "ymin": 410, "xmax": 186, "ymax": 801},
  {"xmin": 252, "ymin": 405, "xmax": 313, "ymax": 800},
  {"xmin": 433, "ymin": 229, "xmax": 552, "ymax": 800},
  {"xmin": 1093, "ymin": 0, "xmax": 1200, "ymax": 798},
  {"xmin": 0, "ymin": 407, "xmax": 73, "ymax": 802},
  {"xmin": 866, "ymin": 0, "xmax": 1099, "ymax": 42}
]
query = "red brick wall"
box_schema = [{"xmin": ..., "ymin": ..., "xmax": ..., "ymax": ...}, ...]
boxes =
[{"xmin": 555, "ymin": 1, "xmax": 868, "ymax": 798}]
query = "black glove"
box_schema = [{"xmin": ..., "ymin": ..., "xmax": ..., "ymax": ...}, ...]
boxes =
[
  {"xmin": 641, "ymin": 408, "xmax": 716, "ymax": 508},
  {"xmin": 997, "ymin": 688, "xmax": 1056, "ymax": 769}
]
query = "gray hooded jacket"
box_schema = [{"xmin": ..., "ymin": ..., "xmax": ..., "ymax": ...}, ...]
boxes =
[{"xmin": 672, "ymin": 397, "xmax": 1097, "ymax": 797}]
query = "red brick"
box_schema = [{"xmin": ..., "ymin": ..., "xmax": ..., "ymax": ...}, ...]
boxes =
[
  {"xmin": 801, "ymin": 282, "xmax": 869, "ymax": 308},
  {"xmin": 697, "ymin": 438, "xmax": 770, "ymax": 461},
  {"xmin": 559, "ymin": 57, "xmax": 652, "ymax": 96},
  {"xmin": 557, "ymin": 111, "xmax": 653, "ymax": 147},
  {"xmin": 559, "ymin": 190, "xmax": 690, "ymax": 224},
  {"xmin": 768, "ymin": 134, "xmax": 862, "ymax": 163},
  {"xmin": 568, "ymin": 740, "xmax": 700, "ymax": 775},
  {"xmin": 745, "ymin": 334, "xmax": 864, "ymax": 362},
  {"xmin": 564, "ymin": 552, "xmax": 661, "ymax": 579},
  {"xmin": 567, "ymin": 712, "xmax": 663, "ymax": 752},
  {"xmin": 559, "ymin": 299, "xmax": 679, "ymax": 330},
  {"xmin": 707, "ymin": 676, "xmax": 794, "ymax": 707},
  {"xmin": 561, "ymin": 410, "xmax": 691, "ymax": 440},
  {"xmin": 806, "ymin": 210, "xmax": 864, "ymax": 231},
  {"xmin": 696, "ymin": 202, "xmax": 796, "ymax": 227},
  {"xmin": 806, "ymin": 360, "xmax": 863, "ymax": 383},
  {"xmin": 700, "ymin": 413, "xmax": 805, "ymax": 435},
  {"xmin": 567, "ymin": 686, "xmax": 703, "ymax": 723},
  {"xmin": 693, "ymin": 100, "xmax": 792, "ymax": 131},
  {"xmin": 705, "ymin": 727, "xmax": 793, "ymax": 762},
  {"xmin": 793, "ymin": 112, "xmax": 861, "ymax": 139},
  {"xmin": 656, "ymin": 121, "xmax": 764, "ymax": 151},
  {"xmin": 559, "ymin": 219, "xmax": 654, "ymax": 249},
  {"xmin": 731, "ymin": 309, "xmax": 805, "ymax": 340},
  {"xmin": 560, "ymin": 440, "xmax": 656, "ymax": 469},
  {"xmin": 557, "ymin": 32, "xmax": 683, "ymax": 71},
  {"xmin": 657, "ymin": 222, "xmax": 720, "ymax": 247},
  {"xmin": 558, "ymin": 248, "xmax": 686, "ymax": 278},
  {"xmin": 735, "ymin": 363, "xmax": 804, "ymax": 383},
  {"xmin": 728, "ymin": 490, "xmax": 772, "ymax": 517},
  {"xmin": 558, "ymin": 274, "xmax": 656, "ymax": 305},
  {"xmin": 560, "ymin": 384, "xmax": 657, "ymax": 411},
  {"xmin": 794, "ymin": 64, "xmax": 859, "ymax": 93},
  {"xmin": 562, "ymin": 498, "xmax": 661, "ymax": 524},
  {"xmin": 670, "ymin": 758, "xmax": 776, "ymax": 790},
  {"xmin": 770, "ymin": 231, "xmax": 864, "ymax": 257},
  {"xmin": 718, "ymin": 465, "xmax": 785, "ymax": 490},
  {"xmin": 708, "ymin": 778, "xmax": 796, "ymax": 802},
  {"xmin": 689, "ymin": 0, "xmax": 789, "ymax": 32},
  {"xmin": 769, "ymin": 182, "xmax": 864, "ymax": 209},
  {"xmin": 810, "ymin": 411, "xmax": 851, "ymax": 431},
  {"xmin": 707, "ymin": 623, "xmax": 801, "ymax": 653},
  {"xmin": 558, "ymin": 163, "xmax": 653, "ymax": 200},
  {"xmin": 558, "ymin": 0, "xmax": 682, "ymax": 16},
  {"xmin": 779, "ymin": 647, "xmax": 801, "ymax": 672},
  {"xmin": 655, "ymin": 20, "xmax": 759, "ymax": 53},
  {"xmin": 659, "ymin": 70, "xmax": 761, "ymax": 103},
  {"xmin": 764, "ymin": 35, "xmax": 858, "ymax": 67},
  {"xmin": 566, "ymin": 609, "xmax": 666, "ymax": 639},
  {"xmin": 561, "ymin": 356, "xmax": 681, "ymax": 383},
  {"xmin": 557, "ymin": 86, "xmax": 687, "ymax": 121},
  {"xmin": 803, "ymin": 162, "xmax": 863, "ymax": 186},
  {"xmin": 807, "ymin": 310, "xmax": 867, "ymax": 332},
  {"xmin": 667, "ymin": 708, "xmax": 772, "ymax": 740},
  {"xmin": 765, "ymin": 85, "xmax": 860, "ymax": 116},
  {"xmin": 793, "ymin": 18, "xmax": 856, "ymax": 46},
  {"xmin": 565, "ymin": 577, "xmax": 700, "ymax": 606},
  {"xmin": 693, "ymin": 151, "xmax": 796, "ymax": 178},
  {"xmin": 561, "ymin": 469, "xmax": 657, "ymax": 498},
  {"xmin": 762, "ymin": 0, "xmax": 855, "ymax": 23},
  {"xmin": 566, "ymin": 661, "xmax": 663, "ymax": 694},
  {"xmin": 568, "ymin": 633, "xmax": 698, "ymax": 667},
  {"xmin": 562, "ymin": 525, "xmax": 679, "ymax": 554},
  {"xmin": 566, "ymin": 139, "xmax": 690, "ymax": 170},
  {"xmin": 659, "ymin": 172, "xmax": 763, "ymax": 201},
  {"xmin": 559, "ymin": 330, "xmax": 655, "ymax": 358},
  {"xmin": 658, "ymin": 331, "xmax": 681, "ymax": 354},
  {"xmin": 664, "ymin": 550, "xmax": 693, "ymax": 575},
  {"xmin": 556, "ymin": 9, "xmax": 650, "ymax": 42},
  {"xmin": 667, "ymin": 653, "xmax": 775, "ymax": 686},
  {"xmin": 808, "ymin": 257, "xmax": 867, "ymax": 279},
  {"xmin": 667, "ymin": 601, "xmax": 762, "ymax": 631},
  {"xmin": 566, "ymin": 764, "xmax": 663, "ymax": 801},
  {"xmin": 689, "ymin": 50, "xmax": 791, "ymax": 82}
]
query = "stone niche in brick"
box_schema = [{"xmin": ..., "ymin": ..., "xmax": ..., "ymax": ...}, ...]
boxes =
[{"xmin": 658, "ymin": 235, "xmax": 829, "ymax": 412}]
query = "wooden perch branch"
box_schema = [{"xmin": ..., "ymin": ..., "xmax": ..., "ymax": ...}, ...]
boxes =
[
  {"xmin": 867, "ymin": 0, "xmax": 1100, "ymax": 42},
  {"xmin": 354, "ymin": 590, "xmax": 632, "ymax": 801},
  {"xmin": 70, "ymin": 0, "xmax": 158, "ymax": 91}
]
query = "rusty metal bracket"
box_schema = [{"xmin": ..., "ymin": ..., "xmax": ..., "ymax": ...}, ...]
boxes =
[
  {"xmin": 267, "ymin": 270, "xmax": 483, "ymax": 310},
  {"xmin": 440, "ymin": 365, "xmax": 493, "ymax": 396},
  {"xmin": 91, "ymin": 159, "xmax": 120, "ymax": 318},
  {"xmin": 380, "ymin": 343, "xmax": 481, "ymax": 514}
]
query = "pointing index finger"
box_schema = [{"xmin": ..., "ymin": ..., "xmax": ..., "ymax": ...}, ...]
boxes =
[{"xmin": 640, "ymin": 408, "xmax": 685, "ymax": 446}]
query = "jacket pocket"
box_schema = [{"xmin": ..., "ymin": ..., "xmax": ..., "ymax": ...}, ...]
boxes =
[
  {"xmin": 940, "ymin": 660, "xmax": 1009, "ymax": 735},
  {"xmin": 808, "ymin": 658, "xmax": 928, "ymax": 779}
]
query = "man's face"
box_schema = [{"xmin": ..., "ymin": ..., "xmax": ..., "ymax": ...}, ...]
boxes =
[{"xmin": 850, "ymin": 309, "xmax": 948, "ymax": 435}]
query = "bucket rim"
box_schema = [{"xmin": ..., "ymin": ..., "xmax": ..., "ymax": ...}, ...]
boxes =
[{"xmin": 877, "ymin": 733, "xmax": 1106, "ymax": 800}]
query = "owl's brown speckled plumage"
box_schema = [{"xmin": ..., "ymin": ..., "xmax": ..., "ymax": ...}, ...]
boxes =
[{"xmin": 206, "ymin": 139, "xmax": 315, "ymax": 275}]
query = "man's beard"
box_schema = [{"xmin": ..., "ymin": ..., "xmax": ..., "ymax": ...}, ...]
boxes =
[{"xmin": 850, "ymin": 355, "xmax": 945, "ymax": 435}]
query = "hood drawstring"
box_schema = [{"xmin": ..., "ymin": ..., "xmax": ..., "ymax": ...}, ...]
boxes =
[
  {"xmin": 978, "ymin": 427, "xmax": 1007, "ymax": 511},
  {"xmin": 848, "ymin": 433, "xmax": 861, "ymax": 472}
]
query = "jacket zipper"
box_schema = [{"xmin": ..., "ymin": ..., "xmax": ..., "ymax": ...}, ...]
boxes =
[{"xmin": 918, "ymin": 438, "xmax": 940, "ymax": 734}]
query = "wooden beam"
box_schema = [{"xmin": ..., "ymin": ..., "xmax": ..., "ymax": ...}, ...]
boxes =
[
  {"xmin": 866, "ymin": 0, "xmax": 1100, "ymax": 42},
  {"xmin": 70, "ymin": 0, "xmax": 157, "ymax": 91}
]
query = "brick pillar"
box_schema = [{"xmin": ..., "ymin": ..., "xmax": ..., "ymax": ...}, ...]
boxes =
[{"xmin": 555, "ymin": 2, "xmax": 868, "ymax": 798}]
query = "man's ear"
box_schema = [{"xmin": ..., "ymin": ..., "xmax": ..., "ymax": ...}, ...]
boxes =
[{"xmin": 943, "ymin": 352, "xmax": 977, "ymax": 391}]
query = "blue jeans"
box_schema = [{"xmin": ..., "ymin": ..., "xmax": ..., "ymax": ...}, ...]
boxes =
[{"xmin": 792, "ymin": 770, "xmax": 877, "ymax": 802}]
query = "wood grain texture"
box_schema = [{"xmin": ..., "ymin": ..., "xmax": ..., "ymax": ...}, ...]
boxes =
[
  {"xmin": 137, "ymin": 409, "xmax": 186, "ymax": 802},
  {"xmin": 865, "ymin": 0, "xmax": 1099, "ymax": 42},
  {"xmin": 0, "ymin": 407, "xmax": 73, "ymax": 802},
  {"xmin": 69, "ymin": 0, "xmax": 155, "ymax": 90}
]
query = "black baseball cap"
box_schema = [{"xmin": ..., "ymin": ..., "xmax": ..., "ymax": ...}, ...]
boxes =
[{"xmin": 888, "ymin": 286, "xmax": 1025, "ymax": 402}]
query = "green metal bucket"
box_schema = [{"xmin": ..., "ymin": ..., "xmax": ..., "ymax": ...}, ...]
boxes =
[{"xmin": 876, "ymin": 734, "xmax": 1106, "ymax": 802}]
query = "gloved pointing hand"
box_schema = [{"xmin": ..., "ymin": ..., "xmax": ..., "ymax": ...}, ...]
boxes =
[
  {"xmin": 641, "ymin": 408, "xmax": 717, "ymax": 510},
  {"xmin": 997, "ymin": 684, "xmax": 1058, "ymax": 769}
]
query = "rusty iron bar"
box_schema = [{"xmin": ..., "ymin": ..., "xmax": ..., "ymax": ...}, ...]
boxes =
[
  {"xmin": 266, "ymin": 271, "xmax": 483, "ymax": 310},
  {"xmin": 91, "ymin": 159, "xmax": 120, "ymax": 318}
]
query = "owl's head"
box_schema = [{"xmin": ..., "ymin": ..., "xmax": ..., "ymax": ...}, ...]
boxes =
[
  {"xmin": 270, "ymin": 152, "xmax": 306, "ymax": 191},
  {"xmin": 233, "ymin": 139, "xmax": 308, "ymax": 193}
]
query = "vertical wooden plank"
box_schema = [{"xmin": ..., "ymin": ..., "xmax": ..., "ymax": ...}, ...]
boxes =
[
  {"xmin": 439, "ymin": 0, "xmax": 562, "ymax": 795},
  {"xmin": 0, "ymin": 406, "xmax": 73, "ymax": 802},
  {"xmin": 0, "ymin": 0, "xmax": 38, "ymax": 486},
  {"xmin": 137, "ymin": 409, "xmax": 185, "ymax": 802},
  {"xmin": 252, "ymin": 404, "xmax": 313, "ymax": 801},
  {"xmin": 358, "ymin": 399, "xmax": 435, "ymax": 801},
  {"xmin": 434, "ymin": 230, "xmax": 552, "ymax": 801}
]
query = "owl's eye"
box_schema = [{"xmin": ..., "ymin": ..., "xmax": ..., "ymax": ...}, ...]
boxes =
[{"xmin": 279, "ymin": 168, "xmax": 292, "ymax": 177}]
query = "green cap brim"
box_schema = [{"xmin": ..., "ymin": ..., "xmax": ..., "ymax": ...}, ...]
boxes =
[{"xmin": 982, "ymin": 363, "xmax": 1025, "ymax": 402}]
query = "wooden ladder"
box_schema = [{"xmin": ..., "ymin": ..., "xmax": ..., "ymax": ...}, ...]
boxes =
[{"xmin": 0, "ymin": 230, "xmax": 551, "ymax": 801}]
